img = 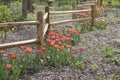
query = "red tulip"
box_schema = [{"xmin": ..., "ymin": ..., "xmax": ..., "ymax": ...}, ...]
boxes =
[
  {"xmin": 6, "ymin": 64, "xmax": 12, "ymax": 69},
  {"xmin": 20, "ymin": 53, "xmax": 25, "ymax": 58},
  {"xmin": 19, "ymin": 46, "xmax": 26, "ymax": 51},
  {"xmin": 79, "ymin": 47, "xmax": 84, "ymax": 51},
  {"xmin": 41, "ymin": 47, "xmax": 46, "ymax": 53},
  {"xmin": 0, "ymin": 50, "xmax": 6, "ymax": 54},
  {"xmin": 66, "ymin": 45, "xmax": 71, "ymax": 49},
  {"xmin": 26, "ymin": 47, "xmax": 32, "ymax": 53},
  {"xmin": 72, "ymin": 47, "xmax": 76, "ymax": 51},
  {"xmin": 10, "ymin": 53, "xmax": 17, "ymax": 59},
  {"xmin": 70, "ymin": 54, "xmax": 77, "ymax": 59}
]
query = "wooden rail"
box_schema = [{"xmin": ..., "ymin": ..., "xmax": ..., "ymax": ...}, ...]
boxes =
[
  {"xmin": 43, "ymin": 23, "xmax": 49, "ymax": 37},
  {"xmin": 0, "ymin": 39, "xmax": 38, "ymax": 49},
  {"xmin": 0, "ymin": 21, "xmax": 39, "ymax": 28},
  {"xmin": 50, "ymin": 9, "xmax": 91, "ymax": 15},
  {"xmin": 43, "ymin": 12, "xmax": 48, "ymax": 20},
  {"xmin": 82, "ymin": 1, "xmax": 96, "ymax": 4},
  {"xmin": 50, "ymin": 17, "xmax": 91, "ymax": 26},
  {"xmin": 74, "ymin": 3, "xmax": 95, "ymax": 8},
  {"xmin": 72, "ymin": 1, "xmax": 96, "ymax": 26},
  {"xmin": 48, "ymin": 3, "xmax": 95, "ymax": 28}
]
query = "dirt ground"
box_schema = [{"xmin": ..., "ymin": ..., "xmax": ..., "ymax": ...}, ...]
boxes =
[
  {"xmin": 19, "ymin": 8, "xmax": 120, "ymax": 80},
  {"xmin": 19, "ymin": 24, "xmax": 120, "ymax": 80}
]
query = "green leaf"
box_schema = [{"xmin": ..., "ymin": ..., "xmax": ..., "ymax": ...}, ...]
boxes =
[
  {"xmin": 1, "ymin": 29, "xmax": 6, "ymax": 38},
  {"xmin": 115, "ymin": 38, "xmax": 120, "ymax": 43},
  {"xmin": 12, "ymin": 27, "xmax": 15, "ymax": 31}
]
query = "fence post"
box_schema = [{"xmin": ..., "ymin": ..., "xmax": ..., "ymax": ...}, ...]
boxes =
[
  {"xmin": 72, "ymin": 2, "xmax": 75, "ymax": 19},
  {"xmin": 37, "ymin": 11, "xmax": 43, "ymax": 50},
  {"xmin": 45, "ymin": 6, "xmax": 50, "ymax": 34},
  {"xmin": 91, "ymin": 4, "xmax": 95, "ymax": 27}
]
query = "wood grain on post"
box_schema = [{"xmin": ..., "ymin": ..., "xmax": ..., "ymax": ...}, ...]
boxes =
[
  {"xmin": 91, "ymin": 5, "xmax": 95, "ymax": 27},
  {"xmin": 45, "ymin": 6, "xmax": 50, "ymax": 34},
  {"xmin": 37, "ymin": 12, "xmax": 44, "ymax": 50}
]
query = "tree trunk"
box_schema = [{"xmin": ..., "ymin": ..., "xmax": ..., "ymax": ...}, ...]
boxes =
[
  {"xmin": 80, "ymin": 0, "xmax": 82, "ymax": 4},
  {"xmin": 22, "ymin": 0, "xmax": 28, "ymax": 18},
  {"xmin": 22, "ymin": 0, "xmax": 34, "ymax": 19},
  {"xmin": 100, "ymin": 0, "xmax": 103, "ymax": 6},
  {"xmin": 27, "ymin": 0, "xmax": 34, "ymax": 13}
]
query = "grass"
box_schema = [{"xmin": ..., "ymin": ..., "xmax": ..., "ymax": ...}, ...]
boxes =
[
  {"xmin": 100, "ymin": 45, "xmax": 120, "ymax": 66},
  {"xmin": 103, "ymin": 0, "xmax": 120, "ymax": 7}
]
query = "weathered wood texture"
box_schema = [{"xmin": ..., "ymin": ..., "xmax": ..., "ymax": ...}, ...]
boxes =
[
  {"xmin": 0, "ymin": 21, "xmax": 39, "ymax": 28},
  {"xmin": 50, "ymin": 9, "xmax": 91, "ymax": 14},
  {"xmin": 43, "ymin": 23, "xmax": 49, "ymax": 37},
  {"xmin": 37, "ymin": 12, "xmax": 44, "ymax": 50},
  {"xmin": 43, "ymin": 12, "xmax": 49, "ymax": 20},
  {"xmin": 0, "ymin": 39, "xmax": 38, "ymax": 49},
  {"xmin": 45, "ymin": 6, "xmax": 50, "ymax": 34},
  {"xmin": 50, "ymin": 17, "xmax": 91, "ymax": 26}
]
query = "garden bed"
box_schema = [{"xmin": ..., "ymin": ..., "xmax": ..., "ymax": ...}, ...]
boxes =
[
  {"xmin": 18, "ymin": 23, "xmax": 120, "ymax": 80},
  {"xmin": 0, "ymin": 4, "xmax": 120, "ymax": 80}
]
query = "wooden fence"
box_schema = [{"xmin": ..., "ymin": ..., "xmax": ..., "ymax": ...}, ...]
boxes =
[
  {"xmin": 0, "ymin": 12, "xmax": 46, "ymax": 50},
  {"xmin": 0, "ymin": 2, "xmax": 95, "ymax": 50},
  {"xmin": 72, "ymin": 1, "xmax": 96, "ymax": 26}
]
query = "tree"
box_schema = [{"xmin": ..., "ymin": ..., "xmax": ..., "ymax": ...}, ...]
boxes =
[
  {"xmin": 22, "ymin": 0, "xmax": 28, "ymax": 18},
  {"xmin": 100, "ymin": 0, "xmax": 103, "ymax": 6},
  {"xmin": 27, "ymin": 0, "xmax": 34, "ymax": 12},
  {"xmin": 22, "ymin": 0, "xmax": 34, "ymax": 18}
]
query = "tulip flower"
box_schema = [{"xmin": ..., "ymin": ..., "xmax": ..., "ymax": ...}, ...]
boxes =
[{"xmin": 6, "ymin": 64, "xmax": 12, "ymax": 69}]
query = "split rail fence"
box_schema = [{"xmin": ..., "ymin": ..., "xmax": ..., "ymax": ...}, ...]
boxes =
[{"xmin": 0, "ymin": 1, "xmax": 95, "ymax": 50}]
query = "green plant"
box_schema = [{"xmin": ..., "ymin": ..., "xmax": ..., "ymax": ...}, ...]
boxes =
[
  {"xmin": 100, "ymin": 45, "xmax": 113, "ymax": 57},
  {"xmin": 91, "ymin": 64, "xmax": 98, "ymax": 71},
  {"xmin": 10, "ymin": 1, "xmax": 25, "ymax": 21},
  {"xmin": 0, "ymin": 46, "xmax": 42, "ymax": 80},
  {"xmin": 44, "ymin": 27, "xmax": 84, "ymax": 67},
  {"xmin": 80, "ymin": 38, "xmax": 90, "ymax": 44},
  {"xmin": 115, "ymin": 38, "xmax": 120, "ymax": 43},
  {"xmin": 103, "ymin": 0, "xmax": 120, "ymax": 7},
  {"xmin": 100, "ymin": 76, "xmax": 107, "ymax": 80},
  {"xmin": 0, "ymin": 6, "xmax": 12, "ymax": 23},
  {"xmin": 101, "ymin": 45, "xmax": 120, "ymax": 66},
  {"xmin": 0, "ymin": 6, "xmax": 17, "ymax": 38},
  {"xmin": 112, "ymin": 74, "xmax": 120, "ymax": 80},
  {"xmin": 111, "ymin": 56, "xmax": 120, "ymax": 66}
]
